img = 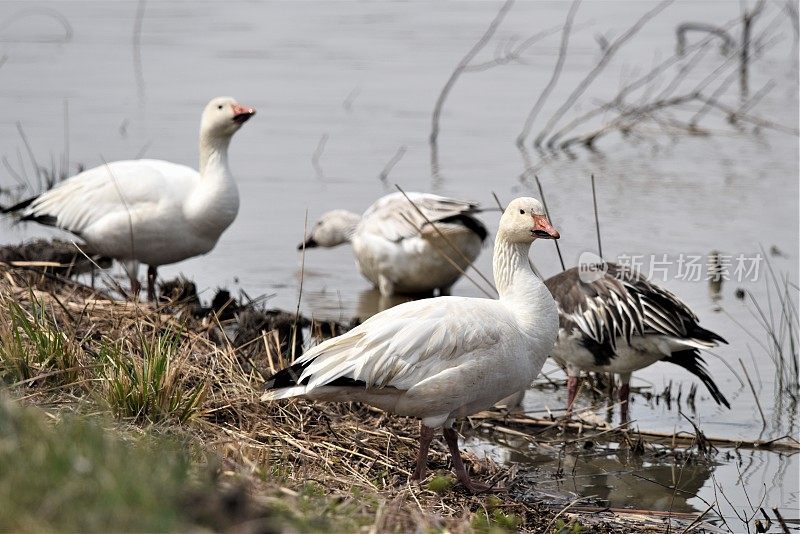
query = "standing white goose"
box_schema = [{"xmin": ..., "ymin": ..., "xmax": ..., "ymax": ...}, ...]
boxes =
[
  {"xmin": 546, "ymin": 263, "xmax": 729, "ymax": 422},
  {"xmin": 263, "ymin": 197, "xmax": 560, "ymax": 492},
  {"xmin": 300, "ymin": 192, "xmax": 488, "ymax": 296},
  {"xmin": 1, "ymin": 97, "xmax": 255, "ymax": 300}
]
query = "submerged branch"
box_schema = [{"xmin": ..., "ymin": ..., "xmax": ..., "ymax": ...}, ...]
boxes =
[
  {"xmin": 429, "ymin": 0, "xmax": 514, "ymax": 177},
  {"xmin": 534, "ymin": 0, "xmax": 673, "ymax": 149}
]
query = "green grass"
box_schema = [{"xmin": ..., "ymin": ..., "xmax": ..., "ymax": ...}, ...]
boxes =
[
  {"xmin": 0, "ymin": 295, "xmax": 82, "ymax": 386},
  {"xmin": 101, "ymin": 329, "xmax": 206, "ymax": 424},
  {"xmin": 471, "ymin": 507, "xmax": 520, "ymax": 533},
  {"xmin": 0, "ymin": 394, "xmax": 198, "ymax": 532}
]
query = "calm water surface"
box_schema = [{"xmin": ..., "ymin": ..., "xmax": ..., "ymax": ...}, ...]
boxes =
[{"xmin": 0, "ymin": 1, "xmax": 797, "ymax": 527}]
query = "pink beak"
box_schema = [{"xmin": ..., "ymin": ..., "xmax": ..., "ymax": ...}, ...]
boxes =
[
  {"xmin": 532, "ymin": 214, "xmax": 560, "ymax": 240},
  {"xmin": 231, "ymin": 103, "xmax": 256, "ymax": 123}
]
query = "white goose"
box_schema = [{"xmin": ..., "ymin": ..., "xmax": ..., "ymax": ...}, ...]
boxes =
[
  {"xmin": 1, "ymin": 97, "xmax": 255, "ymax": 300},
  {"xmin": 546, "ymin": 263, "xmax": 729, "ymax": 422},
  {"xmin": 263, "ymin": 197, "xmax": 560, "ymax": 492},
  {"xmin": 300, "ymin": 192, "xmax": 488, "ymax": 296}
]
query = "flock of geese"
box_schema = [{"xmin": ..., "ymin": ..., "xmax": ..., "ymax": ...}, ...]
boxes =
[{"xmin": 1, "ymin": 97, "xmax": 728, "ymax": 492}]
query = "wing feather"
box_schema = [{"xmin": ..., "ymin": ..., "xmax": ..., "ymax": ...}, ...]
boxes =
[
  {"xmin": 360, "ymin": 192, "xmax": 482, "ymax": 242},
  {"xmin": 295, "ymin": 297, "xmax": 504, "ymax": 392},
  {"xmin": 546, "ymin": 263, "xmax": 722, "ymax": 352},
  {"xmin": 21, "ymin": 160, "xmax": 197, "ymax": 235}
]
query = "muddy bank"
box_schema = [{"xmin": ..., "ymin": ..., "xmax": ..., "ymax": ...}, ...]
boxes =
[{"xmin": 0, "ymin": 239, "xmax": 726, "ymax": 532}]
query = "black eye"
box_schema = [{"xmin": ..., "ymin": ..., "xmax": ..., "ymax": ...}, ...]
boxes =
[
  {"xmin": 519, "ymin": 209, "xmax": 525, "ymax": 214},
  {"xmin": 217, "ymin": 105, "xmax": 223, "ymax": 110}
]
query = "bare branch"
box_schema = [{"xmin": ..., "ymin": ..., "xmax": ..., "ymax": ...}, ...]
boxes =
[
  {"xmin": 342, "ymin": 86, "xmax": 360, "ymax": 113},
  {"xmin": 675, "ymin": 22, "xmax": 735, "ymax": 55},
  {"xmin": 558, "ymin": 93, "xmax": 698, "ymax": 149},
  {"xmin": 0, "ymin": 7, "xmax": 73, "ymax": 43},
  {"xmin": 534, "ymin": 0, "xmax": 673, "ymax": 148},
  {"xmin": 516, "ymin": 0, "xmax": 581, "ymax": 147},
  {"xmin": 695, "ymin": 94, "xmax": 799, "ymax": 135},
  {"xmin": 378, "ymin": 145, "xmax": 407, "ymax": 185},
  {"xmin": 740, "ymin": 0, "xmax": 767, "ymax": 100},
  {"xmin": 736, "ymin": 78, "xmax": 775, "ymax": 115},
  {"xmin": 430, "ymin": 0, "xmax": 514, "ymax": 176},
  {"xmin": 463, "ymin": 22, "xmax": 576, "ymax": 73},
  {"xmin": 550, "ymin": 9, "xmax": 789, "ymax": 151},
  {"xmin": 689, "ymin": 69, "xmax": 739, "ymax": 129},
  {"xmin": 544, "ymin": 16, "xmax": 741, "ymax": 147},
  {"xmin": 311, "ymin": 134, "xmax": 329, "ymax": 180}
]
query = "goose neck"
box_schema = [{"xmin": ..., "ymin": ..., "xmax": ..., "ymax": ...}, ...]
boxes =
[
  {"xmin": 340, "ymin": 212, "xmax": 361, "ymax": 242},
  {"xmin": 199, "ymin": 133, "xmax": 232, "ymax": 176},
  {"xmin": 492, "ymin": 231, "xmax": 539, "ymax": 300}
]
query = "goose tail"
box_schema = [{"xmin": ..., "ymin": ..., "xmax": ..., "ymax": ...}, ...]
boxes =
[{"xmin": 664, "ymin": 349, "xmax": 730, "ymax": 408}]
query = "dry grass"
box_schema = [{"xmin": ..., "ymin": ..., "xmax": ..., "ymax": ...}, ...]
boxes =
[{"xmin": 0, "ymin": 261, "xmax": 693, "ymax": 532}]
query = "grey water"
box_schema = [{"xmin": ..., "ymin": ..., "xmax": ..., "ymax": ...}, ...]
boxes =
[{"xmin": 0, "ymin": 1, "xmax": 797, "ymax": 530}]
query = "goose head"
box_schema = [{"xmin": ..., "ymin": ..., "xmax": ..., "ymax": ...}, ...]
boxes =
[
  {"xmin": 200, "ymin": 96, "xmax": 256, "ymax": 139},
  {"xmin": 499, "ymin": 197, "xmax": 560, "ymax": 243},
  {"xmin": 299, "ymin": 210, "xmax": 361, "ymax": 249}
]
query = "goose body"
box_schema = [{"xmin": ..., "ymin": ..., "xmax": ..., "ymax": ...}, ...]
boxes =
[
  {"xmin": 265, "ymin": 197, "xmax": 560, "ymax": 491},
  {"xmin": 545, "ymin": 263, "xmax": 729, "ymax": 420},
  {"xmin": 1, "ymin": 97, "xmax": 255, "ymax": 299},
  {"xmin": 301, "ymin": 192, "xmax": 487, "ymax": 296}
]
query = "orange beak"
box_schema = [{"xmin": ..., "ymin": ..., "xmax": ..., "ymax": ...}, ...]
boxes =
[
  {"xmin": 231, "ymin": 103, "xmax": 256, "ymax": 124},
  {"xmin": 532, "ymin": 214, "xmax": 560, "ymax": 240}
]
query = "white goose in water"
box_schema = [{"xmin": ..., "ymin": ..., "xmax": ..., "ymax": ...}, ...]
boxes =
[
  {"xmin": 263, "ymin": 197, "xmax": 560, "ymax": 492},
  {"xmin": 1, "ymin": 97, "xmax": 255, "ymax": 300},
  {"xmin": 300, "ymin": 192, "xmax": 488, "ymax": 297},
  {"xmin": 545, "ymin": 263, "xmax": 729, "ymax": 422}
]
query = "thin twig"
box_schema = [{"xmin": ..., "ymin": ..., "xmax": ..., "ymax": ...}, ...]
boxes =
[
  {"xmin": 311, "ymin": 134, "xmax": 328, "ymax": 181},
  {"xmin": 342, "ymin": 86, "xmax": 360, "ymax": 113},
  {"xmin": 291, "ymin": 210, "xmax": 308, "ymax": 366},
  {"xmin": 739, "ymin": 358, "xmax": 767, "ymax": 430},
  {"xmin": 739, "ymin": 0, "xmax": 767, "ymax": 100},
  {"xmin": 378, "ymin": 145, "xmax": 407, "ymax": 185},
  {"xmin": 533, "ymin": 175, "xmax": 565, "ymax": 271},
  {"xmin": 517, "ymin": 0, "xmax": 580, "ymax": 147},
  {"xmin": 0, "ymin": 7, "xmax": 73, "ymax": 43},
  {"xmin": 772, "ymin": 508, "xmax": 790, "ymax": 534},
  {"xmin": 62, "ymin": 99, "xmax": 69, "ymax": 181},
  {"xmin": 430, "ymin": 0, "xmax": 514, "ymax": 176},
  {"xmin": 490, "ymin": 192, "xmax": 505, "ymax": 211},
  {"xmin": 534, "ymin": 0, "xmax": 673, "ymax": 148},
  {"xmin": 15, "ymin": 122, "xmax": 42, "ymax": 194},
  {"xmin": 463, "ymin": 22, "xmax": 576, "ymax": 73},
  {"xmin": 394, "ymin": 184, "xmax": 497, "ymax": 297},
  {"xmin": 590, "ymin": 174, "xmax": 602, "ymax": 259}
]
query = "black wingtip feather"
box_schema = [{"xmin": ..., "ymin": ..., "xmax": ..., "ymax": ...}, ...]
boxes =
[
  {"xmin": 664, "ymin": 349, "xmax": 730, "ymax": 408},
  {"xmin": 691, "ymin": 325, "xmax": 728, "ymax": 345},
  {"xmin": 263, "ymin": 360, "xmax": 368, "ymax": 392},
  {"xmin": 263, "ymin": 362, "xmax": 307, "ymax": 390},
  {"xmin": 1, "ymin": 195, "xmax": 38, "ymax": 214},
  {"xmin": 438, "ymin": 213, "xmax": 488, "ymax": 242}
]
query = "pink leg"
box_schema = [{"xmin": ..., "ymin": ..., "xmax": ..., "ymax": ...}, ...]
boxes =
[
  {"xmin": 411, "ymin": 423, "xmax": 435, "ymax": 481},
  {"xmin": 619, "ymin": 374, "xmax": 631, "ymax": 424},
  {"xmin": 442, "ymin": 427, "xmax": 503, "ymax": 493},
  {"xmin": 566, "ymin": 374, "xmax": 579, "ymax": 417}
]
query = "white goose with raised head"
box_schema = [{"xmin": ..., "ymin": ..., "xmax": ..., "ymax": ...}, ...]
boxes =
[
  {"xmin": 545, "ymin": 263, "xmax": 729, "ymax": 421},
  {"xmin": 300, "ymin": 192, "xmax": 488, "ymax": 297},
  {"xmin": 1, "ymin": 97, "xmax": 255, "ymax": 300},
  {"xmin": 264, "ymin": 197, "xmax": 560, "ymax": 492}
]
